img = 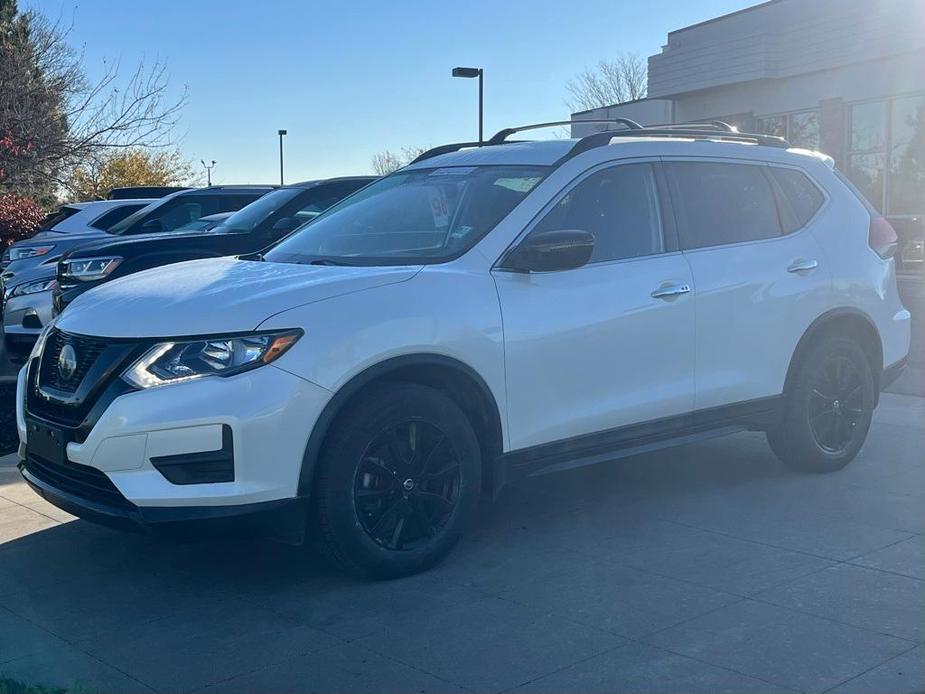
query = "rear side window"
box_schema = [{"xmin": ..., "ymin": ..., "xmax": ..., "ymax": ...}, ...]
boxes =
[
  {"xmin": 531, "ymin": 163, "xmax": 664, "ymax": 263},
  {"xmin": 38, "ymin": 206, "xmax": 81, "ymax": 231},
  {"xmin": 769, "ymin": 167, "xmax": 825, "ymax": 232},
  {"xmin": 666, "ymin": 162, "xmax": 782, "ymax": 249},
  {"xmin": 89, "ymin": 204, "xmax": 147, "ymax": 230}
]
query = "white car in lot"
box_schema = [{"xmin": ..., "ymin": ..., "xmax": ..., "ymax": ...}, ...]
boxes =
[{"xmin": 17, "ymin": 121, "xmax": 910, "ymax": 578}]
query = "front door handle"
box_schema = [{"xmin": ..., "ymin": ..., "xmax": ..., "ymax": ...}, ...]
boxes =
[
  {"xmin": 651, "ymin": 283, "xmax": 691, "ymax": 300},
  {"xmin": 787, "ymin": 259, "xmax": 819, "ymax": 273}
]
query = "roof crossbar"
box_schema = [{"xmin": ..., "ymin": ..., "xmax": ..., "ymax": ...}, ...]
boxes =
[{"xmin": 409, "ymin": 119, "xmax": 643, "ymax": 165}]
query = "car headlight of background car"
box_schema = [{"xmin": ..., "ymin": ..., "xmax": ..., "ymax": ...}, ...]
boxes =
[
  {"xmin": 8, "ymin": 245, "xmax": 55, "ymax": 262},
  {"xmin": 60, "ymin": 256, "xmax": 122, "ymax": 282},
  {"xmin": 6, "ymin": 277, "xmax": 58, "ymax": 299},
  {"xmin": 122, "ymin": 330, "xmax": 302, "ymax": 389}
]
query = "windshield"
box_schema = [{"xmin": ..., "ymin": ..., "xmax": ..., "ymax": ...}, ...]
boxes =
[
  {"xmin": 219, "ymin": 188, "xmax": 304, "ymax": 234},
  {"xmin": 264, "ymin": 166, "xmax": 548, "ymax": 265}
]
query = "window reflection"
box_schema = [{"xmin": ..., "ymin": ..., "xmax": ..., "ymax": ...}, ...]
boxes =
[
  {"xmin": 889, "ymin": 96, "xmax": 925, "ymax": 215},
  {"xmin": 789, "ymin": 111, "xmax": 820, "ymax": 150}
]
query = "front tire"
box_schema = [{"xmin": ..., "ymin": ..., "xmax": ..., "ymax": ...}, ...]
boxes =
[
  {"xmin": 312, "ymin": 383, "xmax": 481, "ymax": 579},
  {"xmin": 767, "ymin": 336, "xmax": 875, "ymax": 473}
]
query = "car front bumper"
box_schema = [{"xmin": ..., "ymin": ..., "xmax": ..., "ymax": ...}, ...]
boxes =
[
  {"xmin": 17, "ymin": 361, "xmax": 333, "ymax": 541},
  {"xmin": 3, "ymin": 290, "xmax": 54, "ymax": 360}
]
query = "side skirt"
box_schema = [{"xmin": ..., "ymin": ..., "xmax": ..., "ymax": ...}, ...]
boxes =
[{"xmin": 500, "ymin": 396, "xmax": 782, "ymax": 482}]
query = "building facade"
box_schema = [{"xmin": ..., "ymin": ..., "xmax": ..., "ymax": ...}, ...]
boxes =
[{"xmin": 571, "ymin": 0, "xmax": 925, "ymax": 225}]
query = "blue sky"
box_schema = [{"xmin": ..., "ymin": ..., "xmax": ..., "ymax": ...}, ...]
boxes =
[{"xmin": 28, "ymin": 0, "xmax": 755, "ymax": 183}]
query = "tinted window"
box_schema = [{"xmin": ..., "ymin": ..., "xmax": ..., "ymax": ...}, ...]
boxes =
[
  {"xmin": 38, "ymin": 206, "xmax": 81, "ymax": 231},
  {"xmin": 769, "ymin": 167, "xmax": 824, "ymax": 232},
  {"xmin": 667, "ymin": 162, "xmax": 781, "ymax": 249},
  {"xmin": 114, "ymin": 192, "xmax": 267, "ymax": 235},
  {"xmin": 531, "ymin": 163, "xmax": 663, "ymax": 263},
  {"xmin": 89, "ymin": 204, "xmax": 147, "ymax": 230}
]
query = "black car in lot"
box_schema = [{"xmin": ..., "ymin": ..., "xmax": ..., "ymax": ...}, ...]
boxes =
[{"xmin": 53, "ymin": 176, "xmax": 376, "ymax": 313}]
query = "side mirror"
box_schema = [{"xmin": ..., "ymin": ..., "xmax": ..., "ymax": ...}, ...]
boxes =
[{"xmin": 501, "ymin": 229, "xmax": 594, "ymax": 273}]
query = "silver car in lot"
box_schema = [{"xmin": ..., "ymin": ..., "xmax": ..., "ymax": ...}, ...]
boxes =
[
  {"xmin": 1, "ymin": 199, "xmax": 155, "ymax": 274},
  {"xmin": 2, "ymin": 264, "xmax": 56, "ymax": 362}
]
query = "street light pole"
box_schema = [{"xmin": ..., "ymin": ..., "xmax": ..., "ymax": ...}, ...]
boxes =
[
  {"xmin": 200, "ymin": 159, "xmax": 216, "ymax": 186},
  {"xmin": 452, "ymin": 67, "xmax": 484, "ymax": 145},
  {"xmin": 278, "ymin": 129, "xmax": 287, "ymax": 185}
]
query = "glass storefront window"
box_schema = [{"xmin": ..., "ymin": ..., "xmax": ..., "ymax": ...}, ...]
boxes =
[
  {"xmin": 756, "ymin": 111, "xmax": 819, "ymax": 150},
  {"xmin": 889, "ymin": 95, "xmax": 925, "ymax": 215},
  {"xmin": 757, "ymin": 116, "xmax": 786, "ymax": 138},
  {"xmin": 848, "ymin": 101, "xmax": 888, "ymax": 211},
  {"xmin": 789, "ymin": 111, "xmax": 820, "ymax": 150},
  {"xmin": 850, "ymin": 102, "xmax": 888, "ymax": 152}
]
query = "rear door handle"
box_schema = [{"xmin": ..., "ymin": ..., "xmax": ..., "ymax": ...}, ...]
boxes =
[
  {"xmin": 651, "ymin": 283, "xmax": 691, "ymax": 300},
  {"xmin": 787, "ymin": 259, "xmax": 819, "ymax": 273}
]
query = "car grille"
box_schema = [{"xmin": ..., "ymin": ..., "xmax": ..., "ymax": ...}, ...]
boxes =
[
  {"xmin": 22, "ymin": 452, "xmax": 134, "ymax": 510},
  {"xmin": 39, "ymin": 330, "xmax": 108, "ymax": 394},
  {"xmin": 28, "ymin": 329, "xmax": 138, "ymax": 431}
]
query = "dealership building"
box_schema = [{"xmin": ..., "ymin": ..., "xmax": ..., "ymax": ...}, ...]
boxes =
[{"xmin": 571, "ymin": 0, "xmax": 925, "ymax": 231}]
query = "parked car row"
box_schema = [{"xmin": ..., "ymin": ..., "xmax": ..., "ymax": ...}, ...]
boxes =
[
  {"xmin": 12, "ymin": 120, "xmax": 911, "ymax": 578},
  {"xmin": 1, "ymin": 181, "xmax": 372, "ymax": 361}
]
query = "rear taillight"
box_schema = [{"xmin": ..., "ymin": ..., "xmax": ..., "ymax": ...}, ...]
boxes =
[{"xmin": 868, "ymin": 216, "xmax": 898, "ymax": 259}]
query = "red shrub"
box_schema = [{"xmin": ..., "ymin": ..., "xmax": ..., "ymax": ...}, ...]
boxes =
[{"xmin": 0, "ymin": 194, "xmax": 44, "ymax": 248}]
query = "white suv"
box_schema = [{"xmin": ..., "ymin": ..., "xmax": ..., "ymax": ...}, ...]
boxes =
[{"xmin": 16, "ymin": 122, "xmax": 911, "ymax": 578}]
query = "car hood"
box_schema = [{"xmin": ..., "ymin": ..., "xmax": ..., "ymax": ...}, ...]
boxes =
[
  {"xmin": 30, "ymin": 228, "xmax": 108, "ymax": 242},
  {"xmin": 62, "ymin": 230, "xmax": 221, "ymax": 258},
  {"xmin": 56, "ymin": 257, "xmax": 421, "ymax": 338}
]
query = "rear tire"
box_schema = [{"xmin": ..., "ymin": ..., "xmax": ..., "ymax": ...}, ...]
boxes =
[
  {"xmin": 767, "ymin": 336, "xmax": 875, "ymax": 473},
  {"xmin": 312, "ymin": 382, "xmax": 481, "ymax": 579}
]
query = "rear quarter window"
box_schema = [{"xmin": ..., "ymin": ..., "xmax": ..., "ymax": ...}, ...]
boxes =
[
  {"xmin": 769, "ymin": 167, "xmax": 825, "ymax": 233},
  {"xmin": 666, "ymin": 161, "xmax": 782, "ymax": 250},
  {"xmin": 90, "ymin": 204, "xmax": 147, "ymax": 230}
]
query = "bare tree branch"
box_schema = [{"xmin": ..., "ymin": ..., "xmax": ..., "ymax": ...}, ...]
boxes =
[{"xmin": 565, "ymin": 53, "xmax": 648, "ymax": 113}]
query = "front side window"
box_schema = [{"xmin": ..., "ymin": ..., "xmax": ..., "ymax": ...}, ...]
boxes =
[
  {"xmin": 110, "ymin": 193, "xmax": 265, "ymax": 235},
  {"xmin": 529, "ymin": 163, "xmax": 664, "ymax": 263},
  {"xmin": 666, "ymin": 162, "xmax": 781, "ymax": 250},
  {"xmin": 265, "ymin": 166, "xmax": 547, "ymax": 265},
  {"xmin": 769, "ymin": 167, "xmax": 825, "ymax": 232}
]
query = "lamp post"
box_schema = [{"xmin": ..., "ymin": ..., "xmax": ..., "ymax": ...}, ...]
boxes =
[
  {"xmin": 277, "ymin": 129, "xmax": 287, "ymax": 185},
  {"xmin": 452, "ymin": 67, "xmax": 483, "ymax": 145},
  {"xmin": 200, "ymin": 159, "xmax": 216, "ymax": 186}
]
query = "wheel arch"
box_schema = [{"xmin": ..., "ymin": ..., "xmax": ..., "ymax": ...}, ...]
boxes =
[
  {"xmin": 297, "ymin": 354, "xmax": 506, "ymax": 500},
  {"xmin": 783, "ymin": 307, "xmax": 884, "ymax": 409}
]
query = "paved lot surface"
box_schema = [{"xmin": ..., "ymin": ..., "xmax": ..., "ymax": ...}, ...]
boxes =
[{"xmin": 0, "ymin": 392, "xmax": 922, "ymax": 694}]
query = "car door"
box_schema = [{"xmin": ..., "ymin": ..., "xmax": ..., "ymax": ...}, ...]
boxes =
[
  {"xmin": 663, "ymin": 159, "xmax": 832, "ymax": 411},
  {"xmin": 493, "ymin": 160, "xmax": 696, "ymax": 452}
]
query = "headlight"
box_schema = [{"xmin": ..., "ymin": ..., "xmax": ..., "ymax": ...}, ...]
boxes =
[
  {"xmin": 9, "ymin": 278, "xmax": 57, "ymax": 298},
  {"xmin": 9, "ymin": 245, "xmax": 55, "ymax": 261},
  {"xmin": 122, "ymin": 330, "xmax": 302, "ymax": 389},
  {"xmin": 60, "ymin": 256, "xmax": 122, "ymax": 282}
]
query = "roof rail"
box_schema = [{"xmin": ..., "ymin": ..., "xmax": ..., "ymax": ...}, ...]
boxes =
[
  {"xmin": 409, "ymin": 118, "xmax": 642, "ymax": 165},
  {"xmin": 486, "ymin": 118, "xmax": 642, "ymax": 145},
  {"xmin": 559, "ymin": 126, "xmax": 790, "ymax": 164}
]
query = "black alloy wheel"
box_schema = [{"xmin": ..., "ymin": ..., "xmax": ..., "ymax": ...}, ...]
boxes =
[
  {"xmin": 354, "ymin": 420, "xmax": 461, "ymax": 551},
  {"xmin": 808, "ymin": 354, "xmax": 868, "ymax": 454}
]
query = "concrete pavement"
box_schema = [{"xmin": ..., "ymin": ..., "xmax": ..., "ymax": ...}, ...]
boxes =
[{"xmin": 0, "ymin": 393, "xmax": 922, "ymax": 693}]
